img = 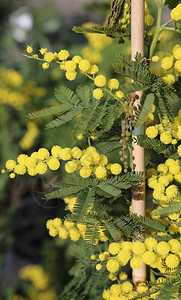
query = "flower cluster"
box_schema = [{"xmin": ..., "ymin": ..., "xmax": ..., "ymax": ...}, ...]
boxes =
[
  {"xmin": 95, "ymin": 238, "xmax": 181, "ymax": 278},
  {"xmin": 0, "ymin": 67, "xmax": 46, "ymax": 110},
  {"xmin": 148, "ymin": 158, "xmax": 181, "ymax": 205},
  {"xmin": 150, "ymin": 43, "xmax": 181, "ymax": 84},
  {"xmin": 146, "ymin": 108, "xmax": 181, "ymax": 145},
  {"xmin": 46, "ymin": 217, "xmax": 108, "ymax": 243},
  {"xmin": 2, "ymin": 145, "xmax": 123, "ymax": 180},
  {"xmin": 19, "ymin": 121, "xmax": 39, "ymax": 150},
  {"xmin": 19, "ymin": 265, "xmax": 50, "ymax": 291},
  {"xmin": 25, "ymin": 46, "xmax": 125, "ymax": 103},
  {"xmin": 2, "ymin": 147, "xmax": 60, "ymax": 178},
  {"xmin": 10, "ymin": 265, "xmax": 57, "ymax": 300}
]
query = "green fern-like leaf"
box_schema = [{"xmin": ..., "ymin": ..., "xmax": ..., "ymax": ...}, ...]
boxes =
[
  {"xmin": 27, "ymin": 103, "xmax": 72, "ymax": 120},
  {"xmin": 54, "ymin": 86, "xmax": 78, "ymax": 104},
  {"xmin": 45, "ymin": 105, "xmax": 83, "ymax": 129},
  {"xmin": 137, "ymin": 135, "xmax": 176, "ymax": 157},
  {"xmin": 135, "ymin": 93, "xmax": 155, "ymax": 127},
  {"xmin": 73, "ymin": 188, "xmax": 95, "ymax": 218},
  {"xmin": 152, "ymin": 202, "xmax": 181, "ymax": 216}
]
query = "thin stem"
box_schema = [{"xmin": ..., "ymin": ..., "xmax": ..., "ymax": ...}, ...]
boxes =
[
  {"xmin": 161, "ymin": 19, "xmax": 173, "ymax": 27},
  {"xmin": 149, "ymin": 3, "xmax": 164, "ymax": 59}
]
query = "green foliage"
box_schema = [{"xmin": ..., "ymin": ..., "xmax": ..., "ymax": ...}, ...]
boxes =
[
  {"xmin": 152, "ymin": 202, "xmax": 181, "ymax": 216},
  {"xmin": 135, "ymin": 93, "xmax": 155, "ymax": 127},
  {"xmin": 73, "ymin": 23, "xmax": 130, "ymax": 41},
  {"xmin": 114, "ymin": 54, "xmax": 178, "ymax": 123},
  {"xmin": 60, "ymin": 245, "xmax": 109, "ymax": 300},
  {"xmin": 45, "ymin": 171, "xmax": 143, "ymax": 201},
  {"xmin": 137, "ymin": 134, "xmax": 176, "ymax": 157},
  {"xmin": 27, "ymin": 84, "xmax": 124, "ymax": 138}
]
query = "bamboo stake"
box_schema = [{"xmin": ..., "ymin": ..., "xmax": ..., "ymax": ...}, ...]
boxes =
[{"xmin": 131, "ymin": 0, "xmax": 146, "ymax": 285}]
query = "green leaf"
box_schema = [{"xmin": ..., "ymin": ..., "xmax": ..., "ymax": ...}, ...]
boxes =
[
  {"xmin": 135, "ymin": 93, "xmax": 155, "ymax": 127},
  {"xmin": 26, "ymin": 103, "xmax": 72, "ymax": 120},
  {"xmin": 54, "ymin": 86, "xmax": 78, "ymax": 104},
  {"xmin": 45, "ymin": 105, "xmax": 83, "ymax": 129},
  {"xmin": 73, "ymin": 188, "xmax": 95, "ymax": 218},
  {"xmin": 152, "ymin": 202, "xmax": 181, "ymax": 216}
]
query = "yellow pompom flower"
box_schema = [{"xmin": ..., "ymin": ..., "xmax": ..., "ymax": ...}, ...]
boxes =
[
  {"xmin": 65, "ymin": 71, "xmax": 77, "ymax": 81},
  {"xmin": 156, "ymin": 241, "xmax": 170, "ymax": 258},
  {"xmin": 6, "ymin": 159, "xmax": 16, "ymax": 170},
  {"xmin": 9, "ymin": 173, "xmax": 16, "ymax": 179},
  {"xmin": 71, "ymin": 147, "xmax": 82, "ymax": 159},
  {"xmin": 168, "ymin": 239, "xmax": 181, "ymax": 253},
  {"xmin": 72, "ymin": 55, "xmax": 82, "ymax": 63},
  {"xmin": 99, "ymin": 155, "xmax": 108, "ymax": 166},
  {"xmin": 144, "ymin": 237, "xmax": 157, "ymax": 251},
  {"xmin": 26, "ymin": 46, "xmax": 33, "ymax": 53},
  {"xmin": 94, "ymin": 75, "xmax": 106, "ymax": 87},
  {"xmin": 152, "ymin": 56, "xmax": 159, "ymax": 62},
  {"xmin": 91, "ymin": 254, "xmax": 96, "ymax": 260},
  {"xmin": 162, "ymin": 74, "xmax": 175, "ymax": 85},
  {"xmin": 39, "ymin": 48, "xmax": 47, "ymax": 55},
  {"xmin": 79, "ymin": 167, "xmax": 92, "ymax": 178},
  {"xmin": 36, "ymin": 162, "xmax": 47, "ymax": 175},
  {"xmin": 108, "ymin": 243, "xmax": 121, "ymax": 255},
  {"xmin": 106, "ymin": 259, "xmax": 120, "ymax": 273},
  {"xmin": 79, "ymin": 59, "xmax": 90, "ymax": 72},
  {"xmin": 133, "ymin": 241, "xmax": 146, "ymax": 255},
  {"xmin": 174, "ymin": 60, "xmax": 181, "ymax": 73},
  {"xmin": 51, "ymin": 145, "xmax": 62, "ymax": 158},
  {"xmin": 64, "ymin": 60, "xmax": 76, "ymax": 72},
  {"xmin": 14, "ymin": 164, "xmax": 26, "ymax": 175},
  {"xmin": 115, "ymin": 91, "xmax": 124, "ymax": 99},
  {"xmin": 88, "ymin": 64, "xmax": 99, "ymax": 75},
  {"xmin": 116, "ymin": 249, "xmax": 132, "ymax": 266},
  {"xmin": 64, "ymin": 220, "xmax": 74, "ymax": 229},
  {"xmin": 58, "ymin": 50, "xmax": 70, "ymax": 60},
  {"xmin": 161, "ymin": 54, "xmax": 174, "ymax": 70},
  {"xmin": 130, "ymin": 256, "xmax": 143, "ymax": 269},
  {"xmin": 65, "ymin": 160, "xmax": 80, "ymax": 173},
  {"xmin": 172, "ymin": 45, "xmax": 181, "ymax": 60},
  {"xmin": 146, "ymin": 126, "xmax": 158, "ymax": 138},
  {"xmin": 110, "ymin": 163, "xmax": 122, "ymax": 175},
  {"xmin": 42, "ymin": 63, "xmax": 49, "ymax": 70},
  {"xmin": 122, "ymin": 281, "xmax": 133, "ymax": 293},
  {"xmin": 93, "ymin": 88, "xmax": 103, "ymax": 100},
  {"xmin": 165, "ymin": 254, "xmax": 180, "ymax": 268},
  {"xmin": 158, "ymin": 175, "xmax": 170, "ymax": 187},
  {"xmin": 28, "ymin": 168, "xmax": 38, "ymax": 176},
  {"xmin": 95, "ymin": 166, "xmax": 107, "ymax": 179},
  {"xmin": 119, "ymin": 272, "xmax": 128, "ymax": 281},
  {"xmin": 17, "ymin": 154, "xmax": 28, "ymax": 165},
  {"xmin": 142, "ymin": 251, "xmax": 156, "ymax": 265},
  {"xmin": 96, "ymin": 263, "xmax": 102, "ymax": 271},
  {"xmin": 170, "ymin": 3, "xmax": 181, "ymax": 21},
  {"xmin": 165, "ymin": 184, "xmax": 178, "ymax": 199},
  {"xmin": 37, "ymin": 148, "xmax": 50, "ymax": 160},
  {"xmin": 59, "ymin": 148, "xmax": 72, "ymax": 160},
  {"xmin": 69, "ymin": 227, "xmax": 80, "ymax": 241},
  {"xmin": 108, "ymin": 79, "xmax": 119, "ymax": 90},
  {"xmin": 44, "ymin": 52, "xmax": 55, "ymax": 63},
  {"xmin": 58, "ymin": 227, "xmax": 68, "ymax": 239},
  {"xmin": 47, "ymin": 158, "xmax": 60, "ymax": 170}
]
